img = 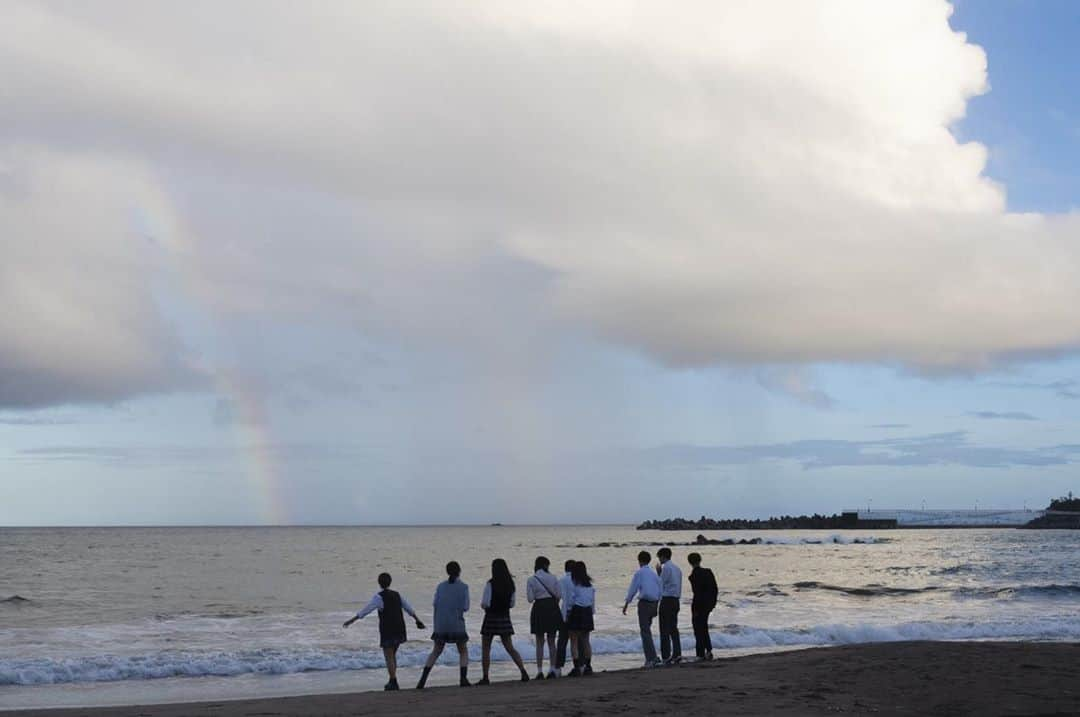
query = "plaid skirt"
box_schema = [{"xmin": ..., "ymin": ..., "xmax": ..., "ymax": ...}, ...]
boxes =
[
  {"xmin": 530, "ymin": 597, "xmax": 562, "ymax": 636},
  {"xmin": 566, "ymin": 605, "xmax": 594, "ymax": 632},
  {"xmin": 431, "ymin": 631, "xmax": 469, "ymax": 644},
  {"xmin": 480, "ymin": 609, "xmax": 515, "ymax": 636}
]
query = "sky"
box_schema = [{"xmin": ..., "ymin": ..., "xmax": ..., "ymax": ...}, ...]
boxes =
[{"xmin": 2, "ymin": 1, "xmax": 1079, "ymax": 526}]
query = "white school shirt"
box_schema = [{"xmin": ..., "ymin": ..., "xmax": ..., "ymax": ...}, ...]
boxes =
[
  {"xmin": 480, "ymin": 583, "xmax": 516, "ymax": 609},
  {"xmin": 355, "ymin": 591, "xmax": 418, "ymax": 619},
  {"xmin": 558, "ymin": 572, "xmax": 575, "ymax": 620},
  {"xmin": 569, "ymin": 583, "xmax": 596, "ymax": 608},
  {"xmin": 659, "ymin": 560, "xmax": 683, "ymax": 599},
  {"xmin": 625, "ymin": 564, "xmax": 662, "ymax": 604},
  {"xmin": 526, "ymin": 570, "xmax": 561, "ymax": 602}
]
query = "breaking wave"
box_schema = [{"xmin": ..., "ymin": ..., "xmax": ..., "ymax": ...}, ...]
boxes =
[{"xmin": 5, "ymin": 615, "xmax": 1080, "ymax": 686}]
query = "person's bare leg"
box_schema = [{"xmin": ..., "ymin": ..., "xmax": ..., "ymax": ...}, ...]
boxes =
[
  {"xmin": 500, "ymin": 635, "xmax": 528, "ymax": 677},
  {"xmin": 424, "ymin": 642, "xmax": 445, "ymax": 669},
  {"xmin": 535, "ymin": 635, "xmax": 544, "ymax": 673},
  {"xmin": 417, "ymin": 642, "xmax": 444, "ymax": 688},
  {"xmin": 383, "ymin": 647, "xmax": 397, "ymax": 681},
  {"xmin": 545, "ymin": 634, "xmax": 557, "ymax": 674},
  {"xmin": 456, "ymin": 641, "xmax": 470, "ymax": 686},
  {"xmin": 481, "ymin": 634, "xmax": 493, "ymax": 681}
]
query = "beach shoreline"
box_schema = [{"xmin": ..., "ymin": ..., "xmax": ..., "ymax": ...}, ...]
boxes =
[{"xmin": 5, "ymin": 641, "xmax": 1078, "ymax": 716}]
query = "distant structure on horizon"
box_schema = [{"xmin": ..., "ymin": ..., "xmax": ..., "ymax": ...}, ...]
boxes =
[{"xmin": 843, "ymin": 508, "xmax": 1042, "ymax": 527}]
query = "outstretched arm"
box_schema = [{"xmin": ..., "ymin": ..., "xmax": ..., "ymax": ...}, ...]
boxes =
[
  {"xmin": 401, "ymin": 595, "xmax": 426, "ymax": 629},
  {"xmin": 344, "ymin": 593, "xmax": 382, "ymax": 627}
]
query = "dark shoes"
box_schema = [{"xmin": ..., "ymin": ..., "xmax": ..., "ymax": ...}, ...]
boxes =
[
  {"xmin": 566, "ymin": 667, "xmax": 581, "ymax": 677},
  {"xmin": 582, "ymin": 663, "xmax": 593, "ymax": 676},
  {"xmin": 521, "ymin": 672, "xmax": 530, "ymax": 682},
  {"xmin": 665, "ymin": 656, "xmax": 682, "ymax": 666},
  {"xmin": 535, "ymin": 671, "xmax": 545, "ymax": 680},
  {"xmin": 384, "ymin": 678, "xmax": 399, "ymax": 691},
  {"xmin": 476, "ymin": 677, "xmax": 490, "ymax": 686}
]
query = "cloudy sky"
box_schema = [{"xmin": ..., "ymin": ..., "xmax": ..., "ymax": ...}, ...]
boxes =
[{"xmin": 2, "ymin": 1, "xmax": 1079, "ymax": 525}]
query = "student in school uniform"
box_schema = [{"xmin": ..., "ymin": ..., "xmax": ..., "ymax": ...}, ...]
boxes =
[
  {"xmin": 565, "ymin": 560, "xmax": 596, "ymax": 677},
  {"xmin": 554, "ymin": 559, "xmax": 576, "ymax": 676},
  {"xmin": 656, "ymin": 547, "xmax": 683, "ymax": 665},
  {"xmin": 526, "ymin": 555, "xmax": 562, "ymax": 680},
  {"xmin": 687, "ymin": 552, "xmax": 719, "ymax": 660},
  {"xmin": 478, "ymin": 558, "xmax": 530, "ymax": 685},
  {"xmin": 622, "ymin": 550, "xmax": 662, "ymax": 668},
  {"xmin": 417, "ymin": 561, "xmax": 472, "ymax": 689},
  {"xmin": 343, "ymin": 572, "xmax": 425, "ymax": 691}
]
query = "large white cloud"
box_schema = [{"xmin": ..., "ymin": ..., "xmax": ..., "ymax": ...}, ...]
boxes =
[
  {"xmin": 2, "ymin": 0, "xmax": 1079, "ymax": 407},
  {"xmin": 0, "ymin": 145, "xmax": 199, "ymax": 406}
]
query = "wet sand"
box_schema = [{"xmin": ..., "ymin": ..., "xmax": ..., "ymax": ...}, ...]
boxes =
[{"xmin": 8, "ymin": 641, "xmax": 1080, "ymax": 716}]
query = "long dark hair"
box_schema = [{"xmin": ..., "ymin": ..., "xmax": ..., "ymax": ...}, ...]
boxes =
[
  {"xmin": 490, "ymin": 558, "xmax": 515, "ymax": 597},
  {"xmin": 446, "ymin": 560, "xmax": 461, "ymax": 583},
  {"xmin": 571, "ymin": 560, "xmax": 592, "ymax": 587}
]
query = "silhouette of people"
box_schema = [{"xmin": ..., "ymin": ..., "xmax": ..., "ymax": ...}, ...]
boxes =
[
  {"xmin": 526, "ymin": 555, "xmax": 562, "ymax": 679},
  {"xmin": 656, "ymin": 547, "xmax": 683, "ymax": 664},
  {"xmin": 687, "ymin": 552, "xmax": 718, "ymax": 660},
  {"xmin": 343, "ymin": 572, "xmax": 425, "ymax": 691},
  {"xmin": 555, "ymin": 559, "xmax": 576, "ymax": 675},
  {"xmin": 623, "ymin": 550, "xmax": 662, "ymax": 667},
  {"xmin": 565, "ymin": 560, "xmax": 596, "ymax": 676},
  {"xmin": 478, "ymin": 558, "xmax": 530, "ymax": 684},
  {"xmin": 417, "ymin": 561, "xmax": 471, "ymax": 688}
]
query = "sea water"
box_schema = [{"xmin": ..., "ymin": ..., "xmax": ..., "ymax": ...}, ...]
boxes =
[{"xmin": 2, "ymin": 526, "xmax": 1078, "ymax": 709}]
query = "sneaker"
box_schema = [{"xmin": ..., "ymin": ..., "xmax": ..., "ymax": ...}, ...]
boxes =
[
  {"xmin": 476, "ymin": 677, "xmax": 490, "ymax": 686},
  {"xmin": 384, "ymin": 678, "xmax": 399, "ymax": 691},
  {"xmin": 651, "ymin": 658, "xmax": 663, "ymax": 668},
  {"xmin": 547, "ymin": 670, "xmax": 557, "ymax": 679},
  {"xmin": 665, "ymin": 656, "xmax": 682, "ymax": 666},
  {"xmin": 705, "ymin": 652, "xmax": 715, "ymax": 661},
  {"xmin": 582, "ymin": 664, "xmax": 593, "ymax": 676}
]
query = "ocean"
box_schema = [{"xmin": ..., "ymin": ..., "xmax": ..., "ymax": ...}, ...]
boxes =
[{"xmin": 2, "ymin": 526, "xmax": 1079, "ymax": 710}]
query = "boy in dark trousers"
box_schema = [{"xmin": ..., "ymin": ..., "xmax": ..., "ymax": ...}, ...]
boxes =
[
  {"xmin": 344, "ymin": 572, "xmax": 425, "ymax": 690},
  {"xmin": 687, "ymin": 553, "xmax": 718, "ymax": 660}
]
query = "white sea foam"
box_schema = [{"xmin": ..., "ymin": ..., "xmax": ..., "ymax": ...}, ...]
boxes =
[{"xmin": 5, "ymin": 615, "xmax": 1080, "ymax": 686}]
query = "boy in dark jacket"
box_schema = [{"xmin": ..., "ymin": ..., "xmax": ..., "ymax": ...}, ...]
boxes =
[{"xmin": 687, "ymin": 553, "xmax": 718, "ymax": 660}]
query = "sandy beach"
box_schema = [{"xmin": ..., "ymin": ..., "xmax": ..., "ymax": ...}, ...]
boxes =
[{"xmin": 7, "ymin": 641, "xmax": 1079, "ymax": 717}]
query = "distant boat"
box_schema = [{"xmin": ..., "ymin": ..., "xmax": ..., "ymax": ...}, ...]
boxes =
[{"xmin": 490, "ymin": 522, "xmax": 503, "ymax": 527}]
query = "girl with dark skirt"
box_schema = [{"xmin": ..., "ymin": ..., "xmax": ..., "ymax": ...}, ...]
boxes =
[
  {"xmin": 566, "ymin": 560, "xmax": 596, "ymax": 677},
  {"xmin": 478, "ymin": 558, "xmax": 530, "ymax": 684},
  {"xmin": 526, "ymin": 555, "xmax": 562, "ymax": 680},
  {"xmin": 417, "ymin": 561, "xmax": 472, "ymax": 689},
  {"xmin": 343, "ymin": 572, "xmax": 425, "ymax": 691}
]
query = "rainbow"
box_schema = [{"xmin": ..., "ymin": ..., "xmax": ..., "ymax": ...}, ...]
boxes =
[
  {"xmin": 136, "ymin": 205, "xmax": 290, "ymax": 525},
  {"xmin": 212, "ymin": 368, "xmax": 290, "ymax": 525}
]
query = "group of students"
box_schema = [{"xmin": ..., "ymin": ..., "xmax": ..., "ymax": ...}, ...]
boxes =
[{"xmin": 344, "ymin": 549, "xmax": 717, "ymax": 691}]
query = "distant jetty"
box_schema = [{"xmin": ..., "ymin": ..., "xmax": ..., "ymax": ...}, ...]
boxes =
[
  {"xmin": 638, "ymin": 494, "xmax": 1079, "ymax": 531},
  {"xmin": 637, "ymin": 513, "xmax": 860, "ymax": 531}
]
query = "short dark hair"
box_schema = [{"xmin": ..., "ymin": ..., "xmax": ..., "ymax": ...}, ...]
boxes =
[
  {"xmin": 638, "ymin": 551, "xmax": 651, "ymax": 565},
  {"xmin": 564, "ymin": 559, "xmax": 576, "ymax": 572},
  {"xmin": 535, "ymin": 556, "xmax": 550, "ymax": 572},
  {"xmin": 657, "ymin": 547, "xmax": 672, "ymax": 560},
  {"xmin": 377, "ymin": 572, "xmax": 392, "ymax": 588},
  {"xmin": 687, "ymin": 553, "xmax": 702, "ymax": 566}
]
